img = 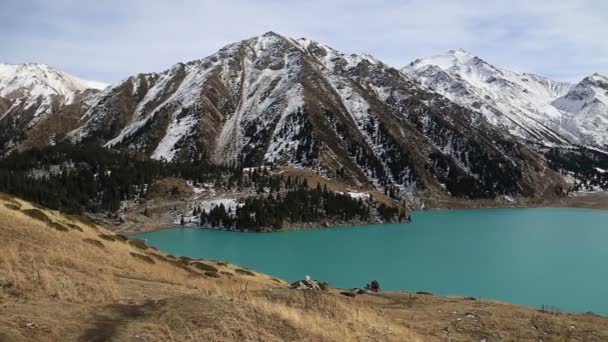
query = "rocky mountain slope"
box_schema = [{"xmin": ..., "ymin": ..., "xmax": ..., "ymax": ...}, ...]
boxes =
[
  {"xmin": 60, "ymin": 32, "xmax": 564, "ymax": 201},
  {"xmin": 552, "ymin": 73, "xmax": 608, "ymax": 147},
  {"xmin": 4, "ymin": 32, "xmax": 607, "ymax": 201},
  {"xmin": 402, "ymin": 49, "xmax": 608, "ymax": 150},
  {"xmin": 0, "ymin": 63, "xmax": 107, "ymax": 153},
  {"xmin": 2, "ymin": 193, "xmax": 607, "ymax": 341}
]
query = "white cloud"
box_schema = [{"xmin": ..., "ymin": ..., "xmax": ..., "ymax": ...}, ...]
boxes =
[{"xmin": 1, "ymin": 0, "xmax": 606, "ymax": 83}]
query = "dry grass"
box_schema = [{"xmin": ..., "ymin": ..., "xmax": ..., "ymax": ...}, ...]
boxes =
[
  {"xmin": 0, "ymin": 192, "xmax": 606, "ymax": 341},
  {"xmin": 0, "ymin": 193, "xmax": 423, "ymax": 341}
]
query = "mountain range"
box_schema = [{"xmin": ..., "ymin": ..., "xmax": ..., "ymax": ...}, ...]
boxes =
[
  {"xmin": 1, "ymin": 32, "xmax": 607, "ymax": 201},
  {"xmin": 403, "ymin": 49, "xmax": 608, "ymax": 148}
]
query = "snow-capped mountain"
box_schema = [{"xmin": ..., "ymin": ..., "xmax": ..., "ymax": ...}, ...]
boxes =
[
  {"xmin": 64, "ymin": 32, "xmax": 565, "ymax": 199},
  {"xmin": 0, "ymin": 63, "xmax": 107, "ymax": 101},
  {"xmin": 552, "ymin": 73, "xmax": 608, "ymax": 147},
  {"xmin": 402, "ymin": 49, "xmax": 583, "ymax": 146},
  {"xmin": 0, "ymin": 63, "xmax": 107, "ymax": 151}
]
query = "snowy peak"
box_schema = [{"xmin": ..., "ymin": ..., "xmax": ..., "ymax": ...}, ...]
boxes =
[
  {"xmin": 0, "ymin": 33, "xmax": 573, "ymax": 200},
  {"xmin": 403, "ymin": 50, "xmax": 608, "ymax": 149},
  {"xmin": 0, "ymin": 62, "xmax": 107, "ymax": 102},
  {"xmin": 586, "ymin": 73, "xmax": 608, "ymax": 85},
  {"xmin": 0, "ymin": 63, "xmax": 108, "ymax": 153},
  {"xmin": 75, "ymin": 31, "xmax": 394, "ymax": 163},
  {"xmin": 402, "ymin": 50, "xmax": 577, "ymax": 145},
  {"xmin": 553, "ymin": 73, "xmax": 608, "ymax": 112},
  {"xmin": 408, "ymin": 49, "xmax": 484, "ymax": 72},
  {"xmin": 551, "ymin": 73, "xmax": 608, "ymax": 147},
  {"xmin": 404, "ymin": 49, "xmax": 570, "ymax": 98}
]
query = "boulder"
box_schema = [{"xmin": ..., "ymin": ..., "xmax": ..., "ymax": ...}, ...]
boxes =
[{"xmin": 289, "ymin": 276, "xmax": 322, "ymax": 290}]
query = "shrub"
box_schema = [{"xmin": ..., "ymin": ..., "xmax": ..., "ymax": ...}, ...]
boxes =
[
  {"xmin": 83, "ymin": 238, "xmax": 104, "ymax": 248},
  {"xmin": 216, "ymin": 261, "xmax": 228, "ymax": 267},
  {"xmin": 49, "ymin": 222, "xmax": 69, "ymax": 232},
  {"xmin": 179, "ymin": 256, "xmax": 193, "ymax": 262},
  {"xmin": 415, "ymin": 291, "xmax": 433, "ymax": 295},
  {"xmin": 204, "ymin": 271, "xmax": 220, "ymax": 278},
  {"xmin": 0, "ymin": 193, "xmax": 18, "ymax": 204},
  {"xmin": 30, "ymin": 202, "xmax": 46, "ymax": 210},
  {"xmin": 128, "ymin": 238, "xmax": 149, "ymax": 250},
  {"xmin": 129, "ymin": 252, "xmax": 155, "ymax": 264},
  {"xmin": 340, "ymin": 291, "xmax": 356, "ymax": 298},
  {"xmin": 234, "ymin": 268, "xmax": 255, "ymax": 276},
  {"xmin": 99, "ymin": 234, "xmax": 118, "ymax": 241},
  {"xmin": 4, "ymin": 203, "xmax": 20, "ymax": 210},
  {"xmin": 99, "ymin": 233, "xmax": 128, "ymax": 242},
  {"xmin": 192, "ymin": 262, "xmax": 218, "ymax": 272},
  {"xmin": 67, "ymin": 215, "xmax": 98, "ymax": 229},
  {"xmin": 163, "ymin": 258, "xmax": 197, "ymax": 274},
  {"xmin": 22, "ymin": 209, "xmax": 52, "ymax": 224},
  {"xmin": 65, "ymin": 223, "xmax": 83, "ymax": 232},
  {"xmin": 115, "ymin": 234, "xmax": 128, "ymax": 242},
  {"xmin": 220, "ymin": 271, "xmax": 233, "ymax": 276},
  {"xmin": 149, "ymin": 253, "xmax": 168, "ymax": 262}
]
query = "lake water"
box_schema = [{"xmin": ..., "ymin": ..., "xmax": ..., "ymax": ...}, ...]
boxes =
[{"xmin": 134, "ymin": 207, "xmax": 608, "ymax": 314}]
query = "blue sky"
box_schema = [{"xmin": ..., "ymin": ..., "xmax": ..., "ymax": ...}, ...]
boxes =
[{"xmin": 1, "ymin": 0, "xmax": 606, "ymax": 84}]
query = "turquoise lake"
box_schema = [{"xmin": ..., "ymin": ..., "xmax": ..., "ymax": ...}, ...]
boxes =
[{"xmin": 134, "ymin": 207, "xmax": 608, "ymax": 314}]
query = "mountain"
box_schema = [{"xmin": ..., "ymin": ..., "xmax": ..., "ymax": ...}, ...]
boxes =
[
  {"xmin": 53, "ymin": 32, "xmax": 565, "ymax": 201},
  {"xmin": 0, "ymin": 63, "xmax": 107, "ymax": 152},
  {"xmin": 402, "ymin": 49, "xmax": 598, "ymax": 147},
  {"xmin": 0, "ymin": 63, "xmax": 106, "ymax": 101},
  {"xmin": 552, "ymin": 73, "xmax": 608, "ymax": 147}
]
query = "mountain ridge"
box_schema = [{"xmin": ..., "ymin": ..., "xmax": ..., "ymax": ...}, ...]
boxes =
[
  {"xmin": 62, "ymin": 32, "xmax": 568, "ymax": 200},
  {"xmin": 402, "ymin": 49, "xmax": 608, "ymax": 149},
  {"xmin": 2, "ymin": 32, "xmax": 607, "ymax": 199},
  {"xmin": 0, "ymin": 62, "xmax": 108, "ymax": 153}
]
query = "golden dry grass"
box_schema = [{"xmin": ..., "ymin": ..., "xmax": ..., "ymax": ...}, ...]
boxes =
[
  {"xmin": 0, "ymin": 194, "xmax": 422, "ymax": 341},
  {"xmin": 0, "ymin": 193, "xmax": 607, "ymax": 341}
]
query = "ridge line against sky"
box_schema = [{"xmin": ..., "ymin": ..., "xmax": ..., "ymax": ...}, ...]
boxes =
[{"xmin": 1, "ymin": 0, "xmax": 606, "ymax": 84}]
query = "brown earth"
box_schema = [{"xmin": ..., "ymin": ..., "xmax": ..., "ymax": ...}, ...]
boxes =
[
  {"xmin": 145, "ymin": 177, "xmax": 194, "ymax": 200},
  {"xmin": 420, "ymin": 191, "xmax": 608, "ymax": 211}
]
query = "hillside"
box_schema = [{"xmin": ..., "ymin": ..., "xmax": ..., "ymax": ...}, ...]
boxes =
[
  {"xmin": 0, "ymin": 143, "xmax": 407, "ymax": 232},
  {"xmin": 1, "ymin": 193, "xmax": 608, "ymax": 341}
]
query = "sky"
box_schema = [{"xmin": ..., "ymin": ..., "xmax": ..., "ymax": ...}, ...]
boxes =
[{"xmin": 1, "ymin": 0, "xmax": 607, "ymax": 84}]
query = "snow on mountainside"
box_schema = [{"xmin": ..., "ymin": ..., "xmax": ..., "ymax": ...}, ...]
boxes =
[
  {"xmin": 552, "ymin": 73, "xmax": 608, "ymax": 147},
  {"xmin": 66, "ymin": 32, "xmax": 566, "ymax": 200},
  {"xmin": 0, "ymin": 63, "xmax": 107, "ymax": 102},
  {"xmin": 0, "ymin": 63, "xmax": 108, "ymax": 153},
  {"xmin": 402, "ymin": 50, "xmax": 581, "ymax": 146}
]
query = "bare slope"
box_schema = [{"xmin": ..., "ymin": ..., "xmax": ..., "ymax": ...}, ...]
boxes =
[{"xmin": 1, "ymin": 193, "xmax": 607, "ymax": 341}]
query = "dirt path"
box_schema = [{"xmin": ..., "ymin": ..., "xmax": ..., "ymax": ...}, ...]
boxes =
[{"xmin": 79, "ymin": 301, "xmax": 157, "ymax": 342}]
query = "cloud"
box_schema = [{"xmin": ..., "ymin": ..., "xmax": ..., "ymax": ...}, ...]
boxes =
[{"xmin": 1, "ymin": 0, "xmax": 606, "ymax": 83}]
